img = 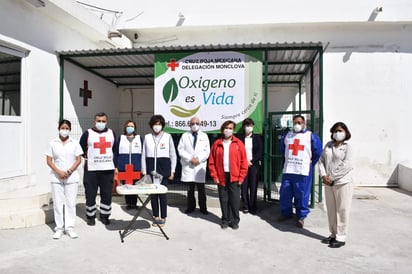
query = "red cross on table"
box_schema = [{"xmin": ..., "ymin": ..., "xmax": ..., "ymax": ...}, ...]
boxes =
[
  {"xmin": 289, "ymin": 139, "xmax": 305, "ymax": 156},
  {"xmin": 79, "ymin": 80, "xmax": 92, "ymax": 106},
  {"xmin": 167, "ymin": 59, "xmax": 179, "ymax": 71},
  {"xmin": 118, "ymin": 164, "xmax": 141, "ymax": 185},
  {"xmin": 93, "ymin": 136, "xmax": 111, "ymax": 154}
]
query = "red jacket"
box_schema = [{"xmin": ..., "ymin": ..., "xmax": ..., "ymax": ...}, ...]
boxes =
[{"xmin": 208, "ymin": 136, "xmax": 248, "ymax": 186}]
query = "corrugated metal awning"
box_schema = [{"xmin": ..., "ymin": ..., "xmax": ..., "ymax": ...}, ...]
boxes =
[{"xmin": 58, "ymin": 42, "xmax": 322, "ymax": 87}]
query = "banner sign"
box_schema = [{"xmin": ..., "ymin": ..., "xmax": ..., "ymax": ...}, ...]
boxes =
[{"xmin": 154, "ymin": 51, "xmax": 262, "ymax": 133}]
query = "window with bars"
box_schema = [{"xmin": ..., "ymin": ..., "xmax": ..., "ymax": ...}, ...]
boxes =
[{"xmin": 0, "ymin": 46, "xmax": 23, "ymax": 116}]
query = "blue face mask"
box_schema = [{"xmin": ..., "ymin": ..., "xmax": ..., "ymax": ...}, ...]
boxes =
[
  {"xmin": 126, "ymin": 126, "xmax": 135, "ymax": 135},
  {"xmin": 95, "ymin": 122, "xmax": 106, "ymax": 131}
]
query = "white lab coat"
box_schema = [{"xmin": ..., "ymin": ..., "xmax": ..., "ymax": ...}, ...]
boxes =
[{"xmin": 177, "ymin": 131, "xmax": 210, "ymax": 183}]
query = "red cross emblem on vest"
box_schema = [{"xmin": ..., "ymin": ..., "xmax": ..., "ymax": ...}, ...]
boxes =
[
  {"xmin": 118, "ymin": 164, "xmax": 141, "ymax": 185},
  {"xmin": 93, "ymin": 136, "xmax": 111, "ymax": 154},
  {"xmin": 289, "ymin": 139, "xmax": 305, "ymax": 156}
]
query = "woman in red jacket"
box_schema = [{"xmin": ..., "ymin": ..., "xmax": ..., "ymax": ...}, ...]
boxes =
[{"xmin": 209, "ymin": 120, "xmax": 248, "ymax": 229}]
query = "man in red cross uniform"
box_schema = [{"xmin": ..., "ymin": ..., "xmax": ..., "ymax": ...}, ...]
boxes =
[
  {"xmin": 80, "ymin": 112, "xmax": 117, "ymax": 226},
  {"xmin": 279, "ymin": 114, "xmax": 322, "ymax": 228}
]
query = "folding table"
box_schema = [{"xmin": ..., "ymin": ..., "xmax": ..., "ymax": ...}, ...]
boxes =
[{"xmin": 116, "ymin": 184, "xmax": 169, "ymax": 242}]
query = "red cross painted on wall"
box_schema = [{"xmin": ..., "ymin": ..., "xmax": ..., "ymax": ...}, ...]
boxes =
[
  {"xmin": 289, "ymin": 139, "xmax": 305, "ymax": 156},
  {"xmin": 79, "ymin": 80, "xmax": 92, "ymax": 106},
  {"xmin": 167, "ymin": 59, "xmax": 179, "ymax": 71},
  {"xmin": 93, "ymin": 136, "xmax": 111, "ymax": 154},
  {"xmin": 118, "ymin": 164, "xmax": 141, "ymax": 185}
]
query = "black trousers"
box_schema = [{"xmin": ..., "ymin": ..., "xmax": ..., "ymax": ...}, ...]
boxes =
[
  {"xmin": 124, "ymin": 179, "xmax": 138, "ymax": 206},
  {"xmin": 84, "ymin": 169, "xmax": 114, "ymax": 219},
  {"xmin": 218, "ymin": 172, "xmax": 241, "ymax": 225},
  {"xmin": 241, "ymin": 165, "xmax": 259, "ymax": 213},
  {"xmin": 151, "ymin": 177, "xmax": 168, "ymax": 219},
  {"xmin": 186, "ymin": 182, "xmax": 207, "ymax": 212},
  {"xmin": 125, "ymin": 195, "xmax": 138, "ymax": 206}
]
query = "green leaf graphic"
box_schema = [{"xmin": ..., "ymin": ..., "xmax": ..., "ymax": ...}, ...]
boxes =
[
  {"xmin": 170, "ymin": 105, "xmax": 201, "ymax": 118},
  {"xmin": 163, "ymin": 78, "xmax": 178, "ymax": 103}
]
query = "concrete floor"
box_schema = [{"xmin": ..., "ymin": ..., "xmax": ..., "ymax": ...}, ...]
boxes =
[{"xmin": 0, "ymin": 186, "xmax": 411, "ymax": 274}]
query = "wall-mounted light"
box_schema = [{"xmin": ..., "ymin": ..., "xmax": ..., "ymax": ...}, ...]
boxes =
[
  {"xmin": 368, "ymin": 6, "xmax": 383, "ymax": 21},
  {"xmin": 176, "ymin": 12, "xmax": 185, "ymax": 27},
  {"xmin": 26, "ymin": 0, "xmax": 46, "ymax": 8},
  {"xmin": 108, "ymin": 30, "xmax": 123, "ymax": 39}
]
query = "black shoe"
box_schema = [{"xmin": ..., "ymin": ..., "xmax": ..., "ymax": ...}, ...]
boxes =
[
  {"xmin": 200, "ymin": 210, "xmax": 209, "ymax": 215},
  {"xmin": 249, "ymin": 209, "xmax": 257, "ymax": 215},
  {"xmin": 126, "ymin": 205, "xmax": 138, "ymax": 210},
  {"xmin": 87, "ymin": 218, "xmax": 96, "ymax": 226},
  {"xmin": 321, "ymin": 236, "xmax": 336, "ymax": 244},
  {"xmin": 221, "ymin": 223, "xmax": 229, "ymax": 229},
  {"xmin": 100, "ymin": 217, "xmax": 110, "ymax": 225},
  {"xmin": 231, "ymin": 223, "xmax": 239, "ymax": 230},
  {"xmin": 329, "ymin": 241, "xmax": 346, "ymax": 248},
  {"xmin": 184, "ymin": 209, "xmax": 194, "ymax": 214},
  {"xmin": 243, "ymin": 209, "xmax": 249, "ymax": 214},
  {"xmin": 296, "ymin": 218, "xmax": 304, "ymax": 228}
]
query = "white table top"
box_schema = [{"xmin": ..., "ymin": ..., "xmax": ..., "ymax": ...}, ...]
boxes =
[{"xmin": 116, "ymin": 184, "xmax": 168, "ymax": 195}]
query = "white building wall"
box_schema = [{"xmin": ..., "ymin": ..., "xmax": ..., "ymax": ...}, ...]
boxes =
[
  {"xmin": 63, "ymin": 61, "xmax": 120, "ymax": 139},
  {"xmin": 0, "ymin": 0, "xmax": 130, "ymax": 194},
  {"xmin": 323, "ymin": 52, "xmax": 412, "ymax": 185}
]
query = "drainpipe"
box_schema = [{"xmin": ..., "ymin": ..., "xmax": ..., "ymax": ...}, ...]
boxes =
[{"xmin": 59, "ymin": 56, "xmax": 64, "ymax": 121}]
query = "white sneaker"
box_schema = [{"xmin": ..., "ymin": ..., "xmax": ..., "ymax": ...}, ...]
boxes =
[
  {"xmin": 66, "ymin": 230, "xmax": 78, "ymax": 239},
  {"xmin": 53, "ymin": 230, "xmax": 63, "ymax": 240}
]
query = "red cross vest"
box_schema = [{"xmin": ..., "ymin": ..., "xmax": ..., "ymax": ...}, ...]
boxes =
[
  {"xmin": 283, "ymin": 130, "xmax": 312, "ymax": 176},
  {"xmin": 87, "ymin": 129, "xmax": 115, "ymax": 171}
]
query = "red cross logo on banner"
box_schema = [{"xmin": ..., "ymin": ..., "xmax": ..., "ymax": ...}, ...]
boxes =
[
  {"xmin": 167, "ymin": 59, "xmax": 179, "ymax": 71},
  {"xmin": 118, "ymin": 164, "xmax": 141, "ymax": 185},
  {"xmin": 289, "ymin": 139, "xmax": 305, "ymax": 156},
  {"xmin": 93, "ymin": 136, "xmax": 111, "ymax": 154},
  {"xmin": 79, "ymin": 80, "xmax": 92, "ymax": 106}
]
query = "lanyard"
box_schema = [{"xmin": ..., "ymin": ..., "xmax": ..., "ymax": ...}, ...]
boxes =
[{"xmin": 151, "ymin": 132, "xmax": 164, "ymax": 173}]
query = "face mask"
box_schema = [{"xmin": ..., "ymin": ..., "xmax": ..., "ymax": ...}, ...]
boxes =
[
  {"xmin": 126, "ymin": 126, "xmax": 135, "ymax": 135},
  {"xmin": 96, "ymin": 122, "xmax": 106, "ymax": 131},
  {"xmin": 152, "ymin": 125, "xmax": 162, "ymax": 133},
  {"xmin": 223, "ymin": 129, "xmax": 233, "ymax": 138},
  {"xmin": 59, "ymin": 129, "xmax": 70, "ymax": 138},
  {"xmin": 293, "ymin": 123, "xmax": 303, "ymax": 133},
  {"xmin": 333, "ymin": 132, "xmax": 346, "ymax": 142},
  {"xmin": 245, "ymin": 126, "xmax": 253, "ymax": 134},
  {"xmin": 191, "ymin": 124, "xmax": 200, "ymax": 132}
]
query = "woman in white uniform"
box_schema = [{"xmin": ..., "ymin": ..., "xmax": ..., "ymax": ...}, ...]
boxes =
[{"xmin": 45, "ymin": 119, "xmax": 83, "ymax": 239}]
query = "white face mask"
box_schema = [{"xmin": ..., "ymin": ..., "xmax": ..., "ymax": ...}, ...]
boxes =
[
  {"xmin": 152, "ymin": 125, "xmax": 162, "ymax": 133},
  {"xmin": 223, "ymin": 129, "xmax": 233, "ymax": 138},
  {"xmin": 95, "ymin": 122, "xmax": 106, "ymax": 131},
  {"xmin": 59, "ymin": 129, "xmax": 70, "ymax": 138},
  {"xmin": 333, "ymin": 131, "xmax": 346, "ymax": 142},
  {"xmin": 293, "ymin": 123, "xmax": 303, "ymax": 133},
  {"xmin": 245, "ymin": 126, "xmax": 253, "ymax": 134},
  {"xmin": 191, "ymin": 124, "xmax": 200, "ymax": 132}
]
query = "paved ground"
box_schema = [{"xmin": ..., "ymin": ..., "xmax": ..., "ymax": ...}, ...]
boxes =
[{"xmin": 0, "ymin": 186, "xmax": 411, "ymax": 274}]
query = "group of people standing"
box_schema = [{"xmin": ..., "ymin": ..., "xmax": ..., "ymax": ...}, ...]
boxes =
[{"xmin": 45, "ymin": 113, "xmax": 354, "ymax": 249}]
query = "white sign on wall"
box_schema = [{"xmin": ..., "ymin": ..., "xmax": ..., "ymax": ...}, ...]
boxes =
[{"xmin": 154, "ymin": 51, "xmax": 262, "ymax": 133}]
